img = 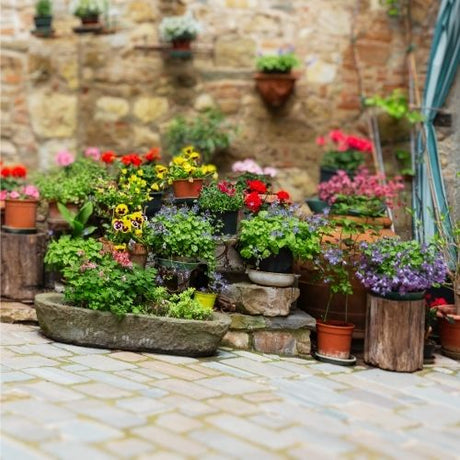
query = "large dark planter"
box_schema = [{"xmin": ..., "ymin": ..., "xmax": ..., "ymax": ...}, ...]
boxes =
[
  {"xmin": 144, "ymin": 192, "xmax": 163, "ymax": 218},
  {"xmin": 213, "ymin": 210, "xmax": 239, "ymax": 236},
  {"xmin": 254, "ymin": 72, "xmax": 298, "ymax": 107},
  {"xmin": 305, "ymin": 197, "xmax": 329, "ymax": 214},
  {"xmin": 34, "ymin": 15, "xmax": 53, "ymax": 31},
  {"xmin": 35, "ymin": 293, "xmax": 231, "ymax": 357},
  {"xmin": 259, "ymin": 248, "xmax": 293, "ymax": 274}
]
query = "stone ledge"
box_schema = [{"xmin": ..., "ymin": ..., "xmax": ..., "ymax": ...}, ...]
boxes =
[{"xmin": 1, "ymin": 301, "xmax": 38, "ymax": 324}]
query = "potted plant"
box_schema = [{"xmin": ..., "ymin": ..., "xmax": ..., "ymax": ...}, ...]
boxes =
[
  {"xmin": 254, "ymin": 48, "xmax": 300, "ymax": 107},
  {"xmin": 238, "ymin": 207, "xmax": 323, "ymax": 286},
  {"xmin": 4, "ymin": 185, "xmax": 40, "ymax": 231},
  {"xmin": 34, "ymin": 0, "xmax": 53, "ymax": 33},
  {"xmin": 318, "ymin": 167, "xmax": 404, "ymax": 220},
  {"xmin": 165, "ymin": 109, "xmax": 235, "ymax": 163},
  {"xmin": 167, "ymin": 146, "xmax": 217, "ymax": 199},
  {"xmin": 148, "ymin": 204, "xmax": 217, "ymax": 272},
  {"xmin": 198, "ymin": 180, "xmax": 244, "ymax": 236},
  {"xmin": 357, "ymin": 237, "xmax": 448, "ymax": 372},
  {"xmin": 0, "ymin": 164, "xmax": 27, "ymax": 223},
  {"xmin": 35, "ymin": 152, "xmax": 107, "ymax": 223},
  {"xmin": 159, "ymin": 13, "xmax": 201, "ymax": 56},
  {"xmin": 73, "ymin": 0, "xmax": 103, "ymax": 26},
  {"xmin": 194, "ymin": 271, "xmax": 229, "ymax": 309}
]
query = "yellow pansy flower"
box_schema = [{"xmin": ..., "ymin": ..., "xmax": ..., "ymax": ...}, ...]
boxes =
[
  {"xmin": 151, "ymin": 183, "xmax": 160, "ymax": 191},
  {"xmin": 155, "ymin": 165, "xmax": 168, "ymax": 173},
  {"xmin": 121, "ymin": 218, "xmax": 132, "ymax": 233},
  {"xmin": 114, "ymin": 244, "xmax": 127, "ymax": 252},
  {"xmin": 137, "ymin": 169, "xmax": 144, "ymax": 176},
  {"xmin": 188, "ymin": 151, "xmax": 200, "ymax": 161},
  {"xmin": 115, "ymin": 204, "xmax": 129, "ymax": 216},
  {"xmin": 183, "ymin": 162, "xmax": 193, "ymax": 173},
  {"xmin": 182, "ymin": 146, "xmax": 194, "ymax": 156},
  {"xmin": 121, "ymin": 169, "xmax": 127, "ymax": 175},
  {"xmin": 134, "ymin": 229, "xmax": 142, "ymax": 237},
  {"xmin": 173, "ymin": 156, "xmax": 186, "ymax": 166}
]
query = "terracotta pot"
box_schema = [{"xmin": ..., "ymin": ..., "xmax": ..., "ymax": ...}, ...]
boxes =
[
  {"xmin": 4, "ymin": 199, "xmax": 38, "ymax": 229},
  {"xmin": 254, "ymin": 72, "xmax": 299, "ymax": 107},
  {"xmin": 316, "ymin": 320, "xmax": 355, "ymax": 359},
  {"xmin": 172, "ymin": 39, "xmax": 192, "ymax": 50},
  {"xmin": 439, "ymin": 311, "xmax": 460, "ymax": 359},
  {"xmin": 172, "ymin": 179, "xmax": 203, "ymax": 198},
  {"xmin": 81, "ymin": 15, "xmax": 99, "ymax": 25},
  {"xmin": 48, "ymin": 201, "xmax": 79, "ymax": 222},
  {"xmin": 129, "ymin": 243, "xmax": 148, "ymax": 268}
]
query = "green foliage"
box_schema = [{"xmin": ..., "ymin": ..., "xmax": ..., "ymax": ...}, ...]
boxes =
[
  {"xmin": 395, "ymin": 149, "xmax": 414, "ymax": 176},
  {"xmin": 198, "ymin": 181, "xmax": 244, "ymax": 212},
  {"xmin": 165, "ymin": 110, "xmax": 235, "ymax": 163},
  {"xmin": 36, "ymin": 0, "xmax": 52, "ymax": 16},
  {"xmin": 35, "ymin": 158, "xmax": 107, "ymax": 205},
  {"xmin": 44, "ymin": 236, "xmax": 103, "ymax": 272},
  {"xmin": 148, "ymin": 207, "xmax": 217, "ymax": 269},
  {"xmin": 330, "ymin": 195, "xmax": 387, "ymax": 218},
  {"xmin": 320, "ymin": 150, "xmax": 365, "ymax": 172},
  {"xmin": 365, "ymin": 89, "xmax": 424, "ymax": 124},
  {"xmin": 57, "ymin": 202, "xmax": 97, "ymax": 238},
  {"xmin": 238, "ymin": 209, "xmax": 323, "ymax": 265},
  {"xmin": 63, "ymin": 256, "xmax": 160, "ymax": 318},
  {"xmin": 159, "ymin": 14, "xmax": 201, "ymax": 42},
  {"xmin": 256, "ymin": 52, "xmax": 300, "ymax": 73},
  {"xmin": 167, "ymin": 289, "xmax": 213, "ymax": 320},
  {"xmin": 73, "ymin": 0, "xmax": 102, "ymax": 18},
  {"xmin": 380, "ymin": 0, "xmax": 405, "ymax": 17}
]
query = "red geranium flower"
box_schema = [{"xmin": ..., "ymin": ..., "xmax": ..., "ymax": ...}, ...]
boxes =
[
  {"xmin": 121, "ymin": 154, "xmax": 142, "ymax": 167},
  {"xmin": 276, "ymin": 190, "xmax": 290, "ymax": 202},
  {"xmin": 244, "ymin": 191, "xmax": 263, "ymax": 212},
  {"xmin": 11, "ymin": 165, "xmax": 27, "ymax": 178},
  {"xmin": 1, "ymin": 167, "xmax": 11, "ymax": 178},
  {"xmin": 247, "ymin": 179, "xmax": 267, "ymax": 194},
  {"xmin": 145, "ymin": 147, "xmax": 161, "ymax": 163},
  {"xmin": 217, "ymin": 180, "xmax": 236, "ymax": 197},
  {"xmin": 101, "ymin": 151, "xmax": 116, "ymax": 164}
]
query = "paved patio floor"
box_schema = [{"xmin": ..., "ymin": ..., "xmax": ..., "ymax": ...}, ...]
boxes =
[{"xmin": 1, "ymin": 322, "xmax": 460, "ymax": 459}]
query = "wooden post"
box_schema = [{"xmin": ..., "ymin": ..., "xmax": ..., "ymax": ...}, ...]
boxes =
[
  {"xmin": 364, "ymin": 294, "xmax": 425, "ymax": 372},
  {"xmin": 1, "ymin": 231, "xmax": 47, "ymax": 302}
]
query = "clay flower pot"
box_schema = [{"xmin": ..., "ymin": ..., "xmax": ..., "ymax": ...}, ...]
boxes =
[
  {"xmin": 316, "ymin": 320, "xmax": 355, "ymax": 359},
  {"xmin": 129, "ymin": 243, "xmax": 148, "ymax": 268},
  {"xmin": 254, "ymin": 72, "xmax": 299, "ymax": 107},
  {"xmin": 48, "ymin": 201, "xmax": 79, "ymax": 223},
  {"xmin": 172, "ymin": 179, "xmax": 203, "ymax": 199},
  {"xmin": 437, "ymin": 305, "xmax": 460, "ymax": 359},
  {"xmin": 4, "ymin": 199, "xmax": 38, "ymax": 229}
]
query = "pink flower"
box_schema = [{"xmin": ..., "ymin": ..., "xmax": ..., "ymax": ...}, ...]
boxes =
[
  {"xmin": 23, "ymin": 185, "xmax": 39, "ymax": 199},
  {"xmin": 8, "ymin": 191, "xmax": 20, "ymax": 199},
  {"xmin": 263, "ymin": 167, "xmax": 278, "ymax": 177},
  {"xmin": 329, "ymin": 130, "xmax": 346, "ymax": 144},
  {"xmin": 84, "ymin": 147, "xmax": 101, "ymax": 161},
  {"xmin": 316, "ymin": 136, "xmax": 326, "ymax": 146},
  {"xmin": 55, "ymin": 150, "xmax": 75, "ymax": 167},
  {"xmin": 0, "ymin": 190, "xmax": 7, "ymax": 200},
  {"xmin": 232, "ymin": 159, "xmax": 264, "ymax": 175}
]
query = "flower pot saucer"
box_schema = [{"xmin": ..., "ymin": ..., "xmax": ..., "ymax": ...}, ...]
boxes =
[
  {"xmin": 2, "ymin": 225, "xmax": 37, "ymax": 234},
  {"xmin": 313, "ymin": 351, "xmax": 356, "ymax": 367},
  {"xmin": 73, "ymin": 24, "xmax": 103, "ymax": 34}
]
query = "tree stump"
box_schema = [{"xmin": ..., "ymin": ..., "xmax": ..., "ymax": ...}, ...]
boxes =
[
  {"xmin": 364, "ymin": 294, "xmax": 425, "ymax": 372},
  {"xmin": 1, "ymin": 231, "xmax": 47, "ymax": 302}
]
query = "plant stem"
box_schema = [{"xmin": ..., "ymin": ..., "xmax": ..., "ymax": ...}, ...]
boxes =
[{"xmin": 324, "ymin": 292, "xmax": 333, "ymax": 323}]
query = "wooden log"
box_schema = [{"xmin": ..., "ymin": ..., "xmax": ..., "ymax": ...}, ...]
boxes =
[
  {"xmin": 364, "ymin": 294, "xmax": 424, "ymax": 372},
  {"xmin": 1, "ymin": 231, "xmax": 47, "ymax": 302}
]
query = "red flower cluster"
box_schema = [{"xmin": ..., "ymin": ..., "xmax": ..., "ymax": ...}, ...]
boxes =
[
  {"xmin": 247, "ymin": 180, "xmax": 267, "ymax": 194},
  {"xmin": 145, "ymin": 147, "xmax": 161, "ymax": 163},
  {"xmin": 121, "ymin": 154, "xmax": 142, "ymax": 167},
  {"xmin": 316, "ymin": 130, "xmax": 373, "ymax": 153},
  {"xmin": 276, "ymin": 190, "xmax": 290, "ymax": 202},
  {"xmin": 101, "ymin": 151, "xmax": 116, "ymax": 164},
  {"xmin": 425, "ymin": 293, "xmax": 448, "ymax": 308},
  {"xmin": 217, "ymin": 180, "xmax": 236, "ymax": 197},
  {"xmin": 1, "ymin": 165, "xmax": 27, "ymax": 178},
  {"xmin": 244, "ymin": 191, "xmax": 263, "ymax": 212}
]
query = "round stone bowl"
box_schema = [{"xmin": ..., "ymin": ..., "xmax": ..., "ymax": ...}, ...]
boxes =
[
  {"xmin": 247, "ymin": 268, "xmax": 296, "ymax": 287},
  {"xmin": 34, "ymin": 293, "xmax": 231, "ymax": 357}
]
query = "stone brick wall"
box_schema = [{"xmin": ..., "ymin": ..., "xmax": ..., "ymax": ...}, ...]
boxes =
[{"xmin": 1, "ymin": 0, "xmax": 438, "ymax": 198}]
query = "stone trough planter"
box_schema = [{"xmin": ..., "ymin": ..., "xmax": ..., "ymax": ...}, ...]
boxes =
[{"xmin": 35, "ymin": 293, "xmax": 231, "ymax": 357}]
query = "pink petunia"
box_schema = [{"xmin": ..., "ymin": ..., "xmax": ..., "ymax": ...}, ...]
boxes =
[
  {"xmin": 315, "ymin": 136, "xmax": 326, "ymax": 146},
  {"xmin": 84, "ymin": 147, "xmax": 101, "ymax": 161},
  {"xmin": 55, "ymin": 150, "xmax": 75, "ymax": 167}
]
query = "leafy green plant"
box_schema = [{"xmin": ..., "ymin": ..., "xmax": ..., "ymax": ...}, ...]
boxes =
[
  {"xmin": 148, "ymin": 205, "xmax": 217, "ymax": 269},
  {"xmin": 63, "ymin": 254, "xmax": 160, "ymax": 317},
  {"xmin": 364, "ymin": 89, "xmax": 424, "ymax": 124},
  {"xmin": 167, "ymin": 289, "xmax": 213, "ymax": 320},
  {"xmin": 330, "ymin": 195, "xmax": 387, "ymax": 218},
  {"xmin": 36, "ymin": 0, "xmax": 52, "ymax": 16},
  {"xmin": 380, "ymin": 0, "xmax": 405, "ymax": 17},
  {"xmin": 35, "ymin": 158, "xmax": 107, "ymax": 205},
  {"xmin": 256, "ymin": 51, "xmax": 300, "ymax": 73},
  {"xmin": 57, "ymin": 202, "xmax": 97, "ymax": 238},
  {"xmin": 165, "ymin": 109, "xmax": 235, "ymax": 163},
  {"xmin": 159, "ymin": 13, "xmax": 201, "ymax": 42},
  {"xmin": 44, "ymin": 236, "xmax": 103, "ymax": 272},
  {"xmin": 73, "ymin": 0, "xmax": 102, "ymax": 18},
  {"xmin": 395, "ymin": 149, "xmax": 414, "ymax": 176},
  {"xmin": 238, "ymin": 208, "xmax": 323, "ymax": 266},
  {"xmin": 198, "ymin": 180, "xmax": 244, "ymax": 213}
]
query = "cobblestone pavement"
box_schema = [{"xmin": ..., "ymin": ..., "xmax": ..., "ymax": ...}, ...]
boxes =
[{"xmin": 1, "ymin": 322, "xmax": 460, "ymax": 459}]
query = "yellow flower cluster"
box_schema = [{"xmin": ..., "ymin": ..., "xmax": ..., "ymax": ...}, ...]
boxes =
[
  {"xmin": 168, "ymin": 146, "xmax": 218, "ymax": 181},
  {"xmin": 112, "ymin": 205, "xmax": 146, "ymax": 239}
]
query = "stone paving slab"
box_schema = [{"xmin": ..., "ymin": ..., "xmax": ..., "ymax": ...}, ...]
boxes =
[{"xmin": 1, "ymin": 322, "xmax": 460, "ymax": 459}]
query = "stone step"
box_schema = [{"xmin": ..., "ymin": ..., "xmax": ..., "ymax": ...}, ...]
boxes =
[{"xmin": 222, "ymin": 309, "xmax": 316, "ymax": 357}]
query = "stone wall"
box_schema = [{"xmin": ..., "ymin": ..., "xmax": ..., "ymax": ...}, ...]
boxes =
[{"xmin": 1, "ymin": 0, "xmax": 438, "ymax": 198}]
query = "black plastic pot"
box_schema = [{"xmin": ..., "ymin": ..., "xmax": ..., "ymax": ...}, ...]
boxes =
[
  {"xmin": 213, "ymin": 210, "xmax": 239, "ymax": 236},
  {"xmin": 259, "ymin": 248, "xmax": 293, "ymax": 274},
  {"xmin": 144, "ymin": 192, "xmax": 163, "ymax": 218},
  {"xmin": 319, "ymin": 166, "xmax": 354, "ymax": 184},
  {"xmin": 34, "ymin": 15, "xmax": 53, "ymax": 30},
  {"xmin": 305, "ymin": 197, "xmax": 329, "ymax": 214}
]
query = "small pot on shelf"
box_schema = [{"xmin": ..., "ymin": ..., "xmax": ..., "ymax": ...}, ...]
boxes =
[
  {"xmin": 4, "ymin": 199, "xmax": 39, "ymax": 231},
  {"xmin": 172, "ymin": 179, "xmax": 203, "ymax": 199},
  {"xmin": 316, "ymin": 319, "xmax": 355, "ymax": 360},
  {"xmin": 254, "ymin": 71, "xmax": 299, "ymax": 107},
  {"xmin": 129, "ymin": 243, "xmax": 148, "ymax": 268}
]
